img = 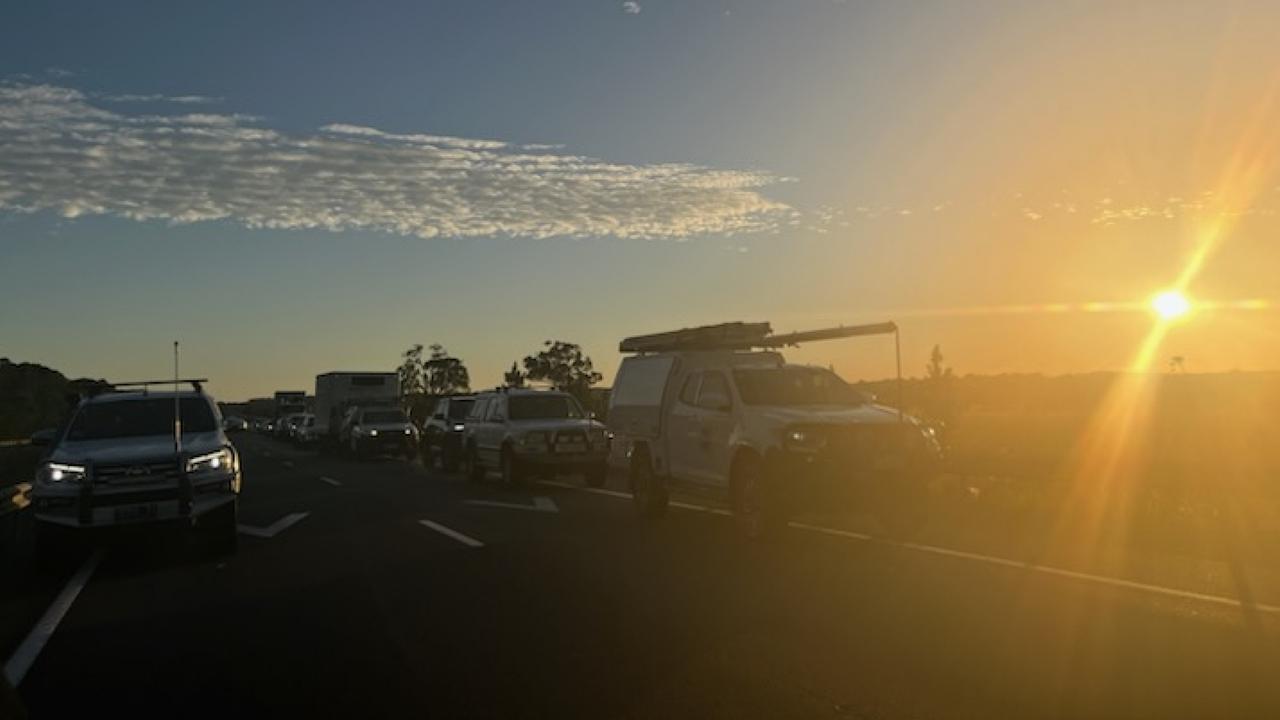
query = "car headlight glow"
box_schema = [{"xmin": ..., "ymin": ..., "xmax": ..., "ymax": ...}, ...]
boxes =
[
  {"xmin": 451, "ymin": 423, "xmax": 465, "ymax": 432},
  {"xmin": 403, "ymin": 428, "xmax": 413, "ymax": 436},
  {"xmin": 369, "ymin": 429, "xmax": 379, "ymax": 437},
  {"xmin": 41, "ymin": 462, "xmax": 87, "ymax": 484},
  {"xmin": 187, "ymin": 449, "xmax": 233, "ymax": 473}
]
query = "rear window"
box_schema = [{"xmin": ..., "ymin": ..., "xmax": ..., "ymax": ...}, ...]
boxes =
[
  {"xmin": 447, "ymin": 400, "xmax": 474, "ymax": 420},
  {"xmin": 66, "ymin": 397, "xmax": 218, "ymax": 440},
  {"xmin": 363, "ymin": 409, "xmax": 407, "ymax": 423},
  {"xmin": 509, "ymin": 395, "xmax": 584, "ymax": 420}
]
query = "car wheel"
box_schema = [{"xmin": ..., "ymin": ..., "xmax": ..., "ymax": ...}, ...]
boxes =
[
  {"xmin": 203, "ymin": 500, "xmax": 239, "ymax": 556},
  {"xmin": 585, "ymin": 464, "xmax": 607, "ymax": 488},
  {"xmin": 465, "ymin": 446, "xmax": 485, "ymax": 483},
  {"xmin": 33, "ymin": 521, "xmax": 73, "ymax": 568},
  {"xmin": 630, "ymin": 452, "xmax": 667, "ymax": 518},
  {"xmin": 501, "ymin": 450, "xmax": 524, "ymax": 487},
  {"xmin": 441, "ymin": 446, "xmax": 459, "ymax": 473},
  {"xmin": 731, "ymin": 455, "xmax": 782, "ymax": 540}
]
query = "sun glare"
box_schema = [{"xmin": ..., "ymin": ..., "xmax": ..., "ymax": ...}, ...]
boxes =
[{"xmin": 1151, "ymin": 291, "xmax": 1191, "ymax": 320}]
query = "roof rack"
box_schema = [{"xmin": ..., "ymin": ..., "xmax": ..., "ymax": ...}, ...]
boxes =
[
  {"xmin": 90, "ymin": 378, "xmax": 209, "ymax": 396},
  {"xmin": 618, "ymin": 321, "xmax": 896, "ymax": 353}
]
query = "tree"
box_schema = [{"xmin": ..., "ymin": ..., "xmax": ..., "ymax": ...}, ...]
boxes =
[
  {"xmin": 503, "ymin": 362, "xmax": 526, "ymax": 388},
  {"xmin": 521, "ymin": 340, "xmax": 602, "ymax": 403},
  {"xmin": 424, "ymin": 344, "xmax": 471, "ymax": 396},
  {"xmin": 923, "ymin": 344, "xmax": 956, "ymax": 431},
  {"xmin": 398, "ymin": 344, "xmax": 425, "ymax": 399},
  {"xmin": 926, "ymin": 344, "xmax": 953, "ymax": 381}
]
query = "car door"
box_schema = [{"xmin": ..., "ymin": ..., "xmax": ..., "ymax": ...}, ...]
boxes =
[
  {"xmin": 666, "ymin": 372, "xmax": 704, "ymax": 483},
  {"xmin": 689, "ymin": 371, "xmax": 736, "ymax": 488},
  {"xmin": 479, "ymin": 395, "xmax": 507, "ymax": 465}
]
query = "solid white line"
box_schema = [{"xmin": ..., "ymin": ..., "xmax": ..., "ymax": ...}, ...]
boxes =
[
  {"xmin": 465, "ymin": 497, "xmax": 559, "ymax": 513},
  {"xmin": 418, "ymin": 519, "xmax": 485, "ymax": 548},
  {"xmin": 319, "ymin": 476, "xmax": 341, "ymax": 487},
  {"xmin": 3, "ymin": 550, "xmax": 104, "ymax": 686},
  {"xmin": 541, "ymin": 480, "xmax": 1280, "ymax": 616}
]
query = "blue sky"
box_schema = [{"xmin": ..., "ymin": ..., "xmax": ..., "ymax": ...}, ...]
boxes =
[{"xmin": 4, "ymin": 1, "xmax": 1280, "ymax": 399}]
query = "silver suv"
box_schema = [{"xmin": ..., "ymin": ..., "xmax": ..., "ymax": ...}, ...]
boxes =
[
  {"xmin": 30, "ymin": 380, "xmax": 242, "ymax": 555},
  {"xmin": 461, "ymin": 389, "xmax": 609, "ymax": 487}
]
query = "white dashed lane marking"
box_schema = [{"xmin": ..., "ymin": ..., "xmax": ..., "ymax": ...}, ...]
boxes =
[{"xmin": 419, "ymin": 519, "xmax": 485, "ymax": 548}]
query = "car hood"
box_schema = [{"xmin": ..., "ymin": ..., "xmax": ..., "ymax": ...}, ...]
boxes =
[
  {"xmin": 749, "ymin": 404, "xmax": 909, "ymax": 427},
  {"xmin": 51, "ymin": 432, "xmax": 226, "ymax": 465},
  {"xmin": 509, "ymin": 419, "xmax": 602, "ymax": 433}
]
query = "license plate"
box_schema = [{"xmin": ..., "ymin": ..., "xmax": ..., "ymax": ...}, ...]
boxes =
[
  {"xmin": 556, "ymin": 443, "xmax": 586, "ymax": 454},
  {"xmin": 114, "ymin": 504, "xmax": 159, "ymax": 523}
]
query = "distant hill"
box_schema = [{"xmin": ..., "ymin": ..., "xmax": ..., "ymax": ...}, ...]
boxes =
[{"xmin": 0, "ymin": 358, "xmax": 108, "ymax": 438}]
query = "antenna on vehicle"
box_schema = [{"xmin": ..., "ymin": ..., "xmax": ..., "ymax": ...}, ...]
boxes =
[{"xmin": 174, "ymin": 341, "xmax": 182, "ymax": 459}]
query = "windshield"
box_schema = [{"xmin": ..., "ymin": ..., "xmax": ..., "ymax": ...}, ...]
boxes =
[
  {"xmin": 732, "ymin": 368, "xmax": 866, "ymax": 407},
  {"xmin": 447, "ymin": 400, "xmax": 474, "ymax": 420},
  {"xmin": 66, "ymin": 397, "xmax": 218, "ymax": 440},
  {"xmin": 363, "ymin": 410, "xmax": 407, "ymax": 424},
  {"xmin": 508, "ymin": 395, "xmax": 584, "ymax": 420}
]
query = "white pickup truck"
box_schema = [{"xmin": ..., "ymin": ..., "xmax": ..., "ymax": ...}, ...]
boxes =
[{"xmin": 607, "ymin": 322, "xmax": 941, "ymax": 538}]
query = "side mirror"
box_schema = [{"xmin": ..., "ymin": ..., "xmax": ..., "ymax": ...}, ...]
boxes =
[{"xmin": 30, "ymin": 428, "xmax": 57, "ymax": 446}]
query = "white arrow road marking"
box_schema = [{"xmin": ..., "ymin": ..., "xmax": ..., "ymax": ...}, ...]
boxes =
[
  {"xmin": 4, "ymin": 550, "xmax": 104, "ymax": 686},
  {"xmin": 464, "ymin": 496, "xmax": 559, "ymax": 513},
  {"xmin": 238, "ymin": 512, "xmax": 310, "ymax": 538},
  {"xmin": 319, "ymin": 476, "xmax": 341, "ymax": 487},
  {"xmin": 418, "ymin": 519, "xmax": 485, "ymax": 547}
]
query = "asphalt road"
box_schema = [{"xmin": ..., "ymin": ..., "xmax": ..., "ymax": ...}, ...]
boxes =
[{"xmin": 3, "ymin": 433, "xmax": 1279, "ymax": 719}]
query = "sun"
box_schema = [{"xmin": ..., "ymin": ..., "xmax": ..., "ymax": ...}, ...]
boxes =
[{"xmin": 1151, "ymin": 290, "xmax": 1191, "ymax": 320}]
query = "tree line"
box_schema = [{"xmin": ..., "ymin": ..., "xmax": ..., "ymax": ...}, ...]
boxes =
[{"xmin": 396, "ymin": 340, "xmax": 603, "ymax": 422}]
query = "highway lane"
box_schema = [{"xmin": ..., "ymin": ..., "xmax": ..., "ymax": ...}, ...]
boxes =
[{"xmin": 6, "ymin": 432, "xmax": 1280, "ymax": 718}]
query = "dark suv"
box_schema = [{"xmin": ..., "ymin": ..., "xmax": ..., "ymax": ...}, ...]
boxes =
[{"xmin": 420, "ymin": 395, "xmax": 475, "ymax": 471}]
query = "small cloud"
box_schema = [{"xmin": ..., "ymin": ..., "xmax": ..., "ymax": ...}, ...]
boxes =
[
  {"xmin": 1022, "ymin": 209, "xmax": 1042, "ymax": 221},
  {"xmin": 622, "ymin": 1, "xmax": 641, "ymax": 14},
  {"xmin": 99, "ymin": 92, "xmax": 222, "ymax": 105},
  {"xmin": 45, "ymin": 67, "xmax": 75, "ymax": 78},
  {"xmin": 897, "ymin": 208, "xmax": 912, "ymax": 216}
]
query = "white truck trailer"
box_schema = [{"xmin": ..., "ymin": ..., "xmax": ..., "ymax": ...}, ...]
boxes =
[{"xmin": 313, "ymin": 372, "xmax": 400, "ymax": 443}]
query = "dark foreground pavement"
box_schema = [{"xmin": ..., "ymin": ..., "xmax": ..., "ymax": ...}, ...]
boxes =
[{"xmin": 4, "ymin": 432, "xmax": 1279, "ymax": 719}]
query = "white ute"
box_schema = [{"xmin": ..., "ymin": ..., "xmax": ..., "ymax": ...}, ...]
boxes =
[{"xmin": 607, "ymin": 322, "xmax": 941, "ymax": 538}]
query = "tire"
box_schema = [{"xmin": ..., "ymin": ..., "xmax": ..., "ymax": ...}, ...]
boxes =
[
  {"xmin": 202, "ymin": 500, "xmax": 239, "ymax": 556},
  {"xmin": 630, "ymin": 452, "xmax": 668, "ymax": 518},
  {"xmin": 441, "ymin": 445, "xmax": 459, "ymax": 473},
  {"xmin": 731, "ymin": 454, "xmax": 784, "ymax": 540},
  {"xmin": 500, "ymin": 449, "xmax": 525, "ymax": 487},
  {"xmin": 33, "ymin": 521, "xmax": 73, "ymax": 568},
  {"xmin": 875, "ymin": 471, "xmax": 931, "ymax": 539},
  {"xmin": 465, "ymin": 446, "xmax": 485, "ymax": 483},
  {"xmin": 585, "ymin": 464, "xmax": 607, "ymax": 488}
]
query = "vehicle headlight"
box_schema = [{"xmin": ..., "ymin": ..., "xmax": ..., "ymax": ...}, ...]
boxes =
[
  {"xmin": 784, "ymin": 428, "xmax": 827, "ymax": 453},
  {"xmin": 39, "ymin": 462, "xmax": 86, "ymax": 484},
  {"xmin": 187, "ymin": 448, "xmax": 233, "ymax": 473},
  {"xmin": 520, "ymin": 432, "xmax": 548, "ymax": 446},
  {"xmin": 403, "ymin": 427, "xmax": 413, "ymax": 436},
  {"xmin": 451, "ymin": 423, "xmax": 465, "ymax": 432},
  {"xmin": 369, "ymin": 429, "xmax": 379, "ymax": 437}
]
